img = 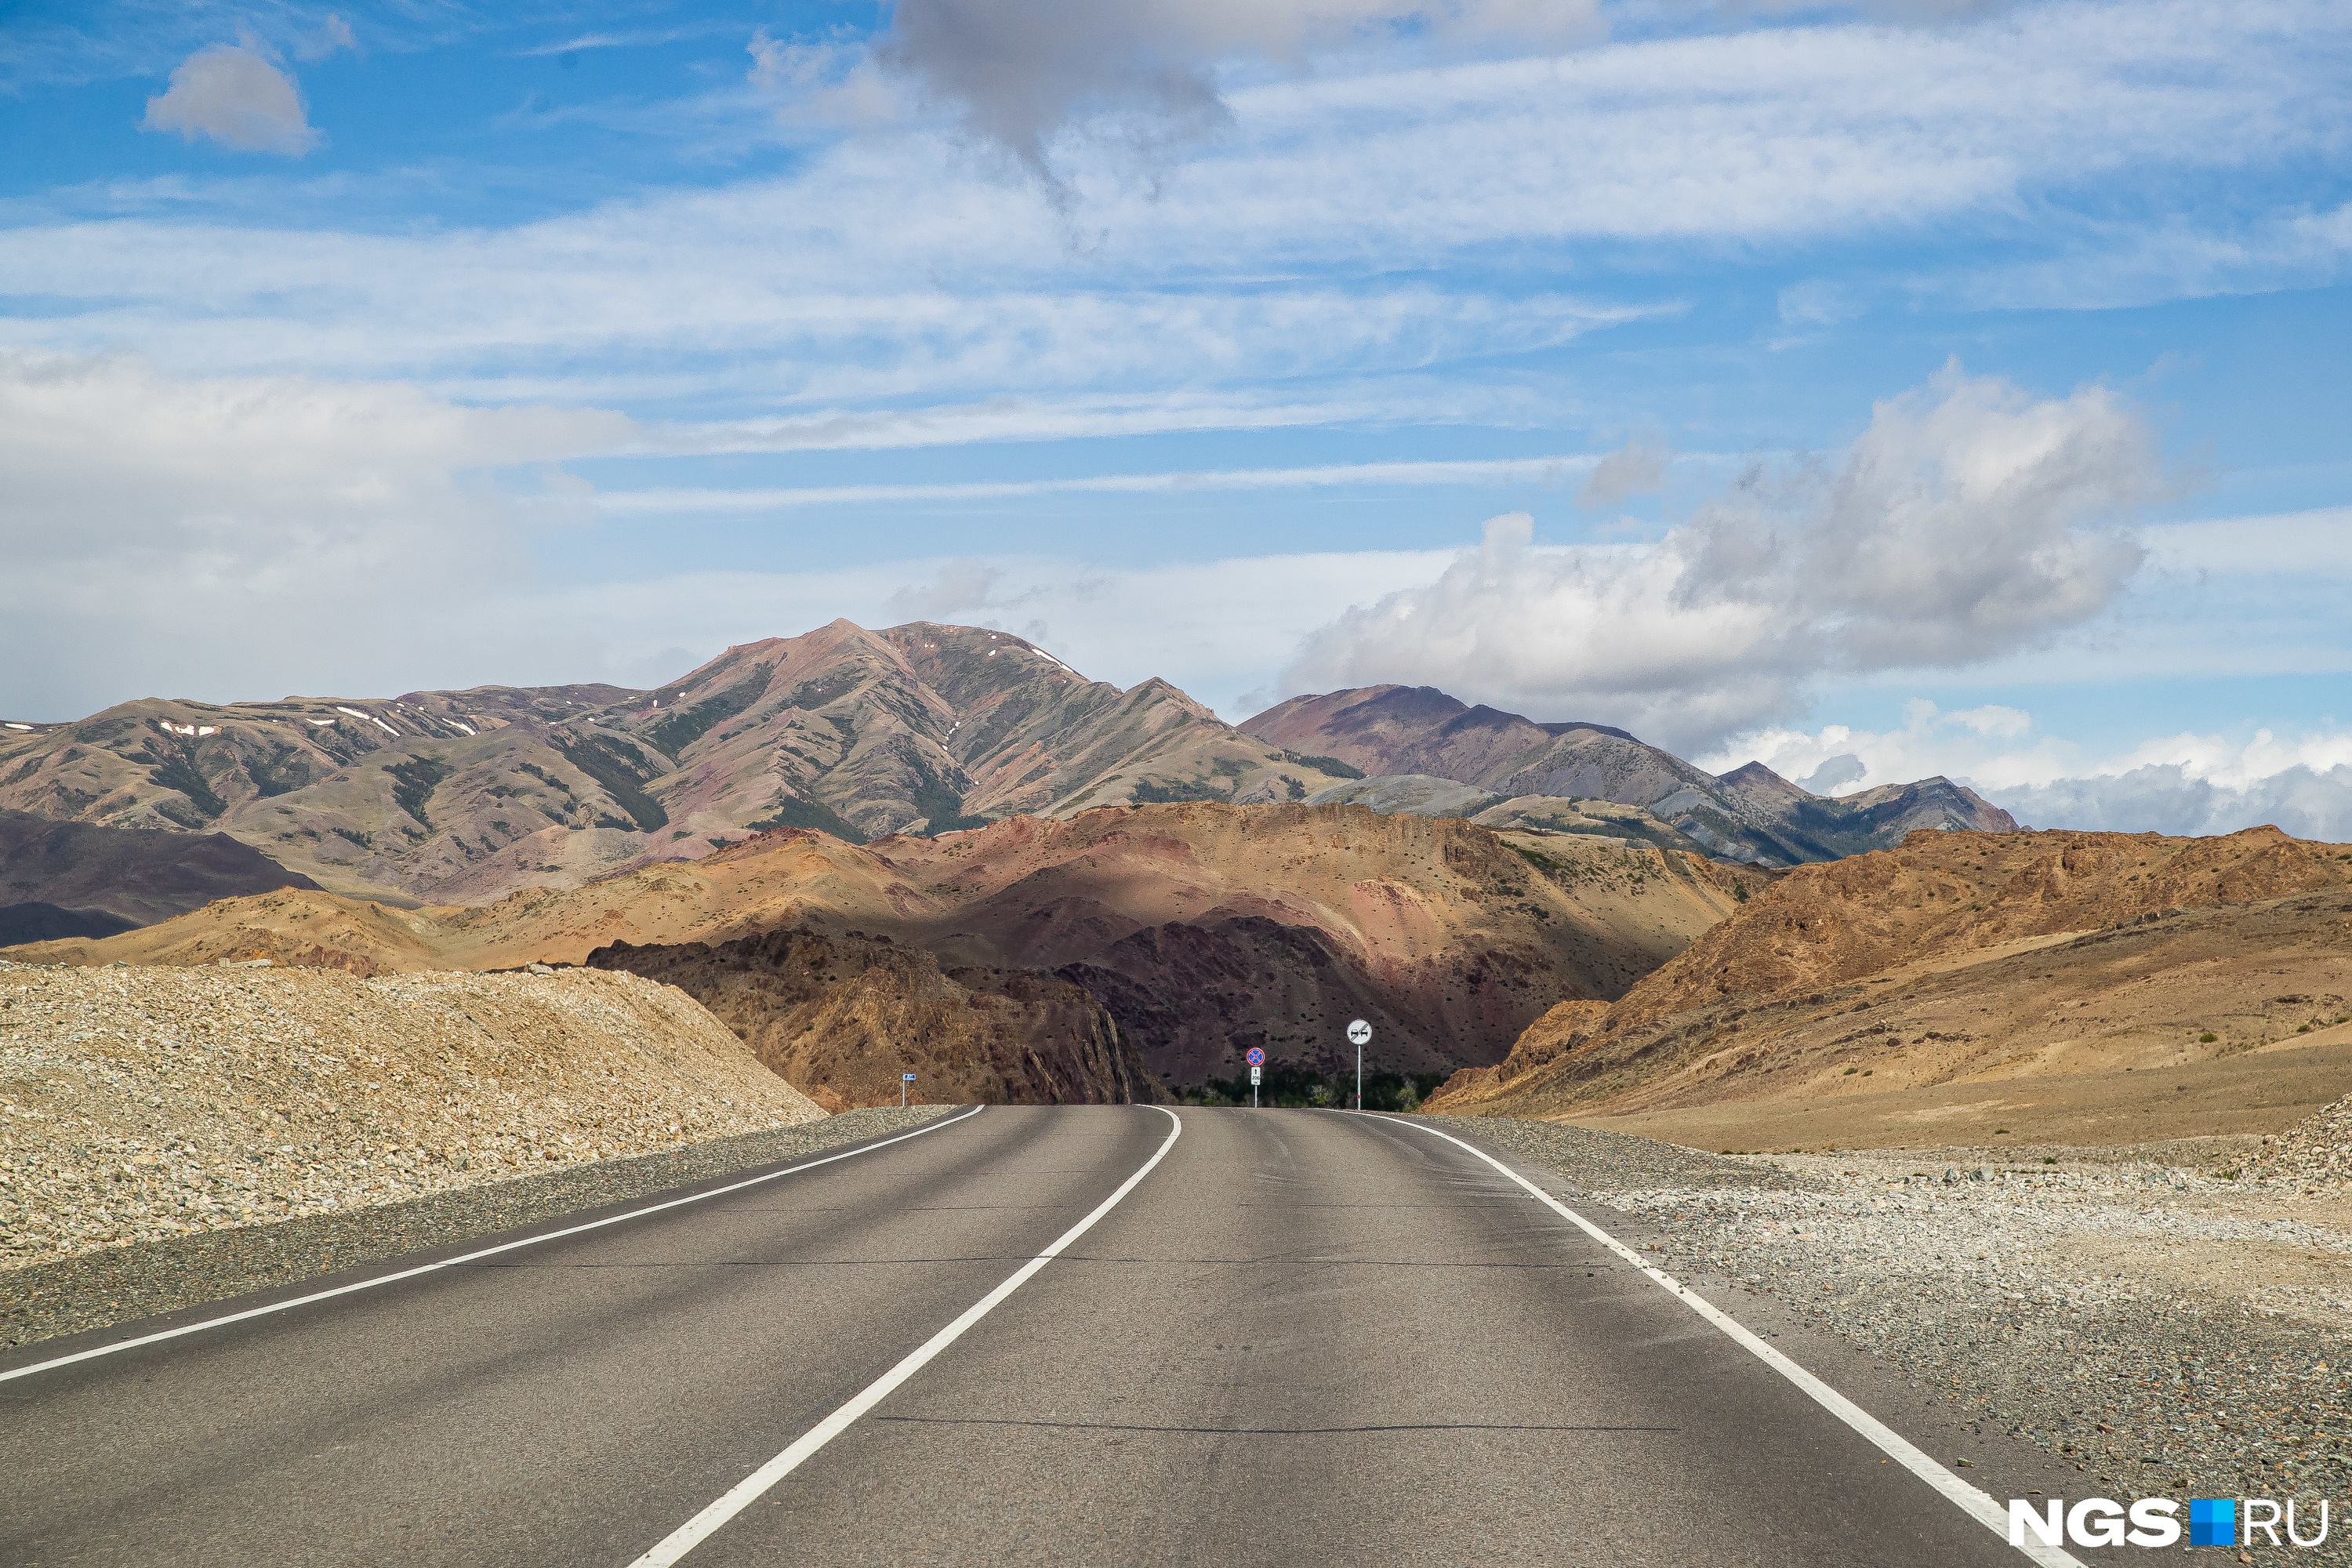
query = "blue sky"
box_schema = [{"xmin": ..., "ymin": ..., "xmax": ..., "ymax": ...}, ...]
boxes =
[{"xmin": 4, "ymin": 0, "xmax": 2350, "ymax": 834}]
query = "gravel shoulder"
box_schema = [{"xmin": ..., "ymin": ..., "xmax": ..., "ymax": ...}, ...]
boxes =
[
  {"xmin": 1429, "ymin": 1112, "xmax": 2352, "ymax": 1564},
  {"xmin": 2, "ymin": 1105, "xmax": 953, "ymax": 1351},
  {"xmin": 1, "ymin": 958, "xmax": 825, "ymax": 1271}
]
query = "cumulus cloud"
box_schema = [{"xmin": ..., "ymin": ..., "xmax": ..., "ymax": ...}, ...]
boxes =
[
  {"xmin": 1577, "ymin": 435, "xmax": 1668, "ymax": 506},
  {"xmin": 141, "ymin": 42, "xmax": 319, "ymax": 154},
  {"xmin": 869, "ymin": 0, "xmax": 1602, "ymax": 191},
  {"xmin": 0, "ymin": 350, "xmax": 632, "ymax": 716},
  {"xmin": 1708, "ymin": 706, "xmax": 2352, "ymax": 838},
  {"xmin": 1992, "ymin": 764, "xmax": 2352, "ymax": 840},
  {"xmin": 1280, "ymin": 367, "xmax": 2159, "ymax": 753}
]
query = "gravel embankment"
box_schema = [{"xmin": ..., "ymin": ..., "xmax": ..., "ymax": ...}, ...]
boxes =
[
  {"xmin": 2, "ymin": 1105, "xmax": 953, "ymax": 1350},
  {"xmin": 1431, "ymin": 1112, "xmax": 2352, "ymax": 1563},
  {"xmin": 1, "ymin": 959, "xmax": 826, "ymax": 1270}
]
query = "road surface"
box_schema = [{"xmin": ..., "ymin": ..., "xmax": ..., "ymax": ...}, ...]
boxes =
[{"xmin": 2, "ymin": 1106, "xmax": 2093, "ymax": 1566}]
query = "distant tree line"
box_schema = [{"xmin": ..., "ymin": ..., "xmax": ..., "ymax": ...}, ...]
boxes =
[{"xmin": 1171, "ymin": 1064, "xmax": 1453, "ymax": 1112}]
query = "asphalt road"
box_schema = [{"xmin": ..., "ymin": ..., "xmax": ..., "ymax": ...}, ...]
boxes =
[{"xmin": 2, "ymin": 1106, "xmax": 2094, "ymax": 1566}]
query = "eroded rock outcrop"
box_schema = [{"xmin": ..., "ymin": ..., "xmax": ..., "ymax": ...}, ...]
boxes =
[{"xmin": 586, "ymin": 927, "xmax": 1160, "ymax": 1109}]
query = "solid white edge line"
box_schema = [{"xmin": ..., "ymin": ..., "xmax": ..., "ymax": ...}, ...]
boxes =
[
  {"xmin": 623, "ymin": 1104, "xmax": 1185, "ymax": 1568},
  {"xmin": 1359, "ymin": 1113, "xmax": 2085, "ymax": 1568},
  {"xmin": 0, "ymin": 1105, "xmax": 990, "ymax": 1387}
]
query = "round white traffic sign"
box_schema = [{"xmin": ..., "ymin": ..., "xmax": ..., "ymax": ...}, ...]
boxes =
[
  {"xmin": 1245, "ymin": 1047, "xmax": 1266, "ymax": 1067},
  {"xmin": 1346, "ymin": 1019, "xmax": 1371, "ymax": 1046}
]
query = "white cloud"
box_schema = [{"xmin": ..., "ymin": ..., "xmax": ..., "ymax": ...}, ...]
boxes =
[
  {"xmin": 1706, "ymin": 705, "xmax": 2352, "ymax": 840},
  {"xmin": 0, "ymin": 350, "xmax": 630, "ymax": 717},
  {"xmin": 1700, "ymin": 699, "xmax": 2062, "ymax": 793},
  {"xmin": 586, "ymin": 453, "xmax": 1605, "ymax": 514},
  {"xmin": 141, "ymin": 43, "xmax": 319, "ymax": 155},
  {"xmin": 19, "ymin": 0, "xmax": 2335, "ymax": 402},
  {"xmin": 887, "ymin": 560, "xmax": 1006, "ymax": 619},
  {"xmin": 1577, "ymin": 436, "xmax": 1668, "ymax": 506},
  {"xmin": 0, "ymin": 355, "xmax": 1451, "ymax": 719},
  {"xmin": 1992, "ymin": 759, "xmax": 2352, "ymax": 840},
  {"xmin": 1279, "ymin": 367, "xmax": 2158, "ymax": 753},
  {"xmin": 296, "ymin": 15, "xmax": 356, "ymax": 63},
  {"xmin": 747, "ymin": 31, "xmax": 909, "ymax": 129}
]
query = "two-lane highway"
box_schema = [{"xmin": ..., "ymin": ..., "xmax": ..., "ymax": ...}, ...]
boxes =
[{"xmin": 5, "ymin": 1107, "xmax": 2083, "ymax": 1566}]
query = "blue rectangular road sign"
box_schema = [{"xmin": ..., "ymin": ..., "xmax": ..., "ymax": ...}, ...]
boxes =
[{"xmin": 902, "ymin": 1073, "xmax": 916, "ymax": 1080}]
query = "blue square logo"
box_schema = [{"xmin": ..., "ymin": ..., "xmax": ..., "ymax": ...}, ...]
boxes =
[{"xmin": 2189, "ymin": 1498, "xmax": 2236, "ymax": 1547}]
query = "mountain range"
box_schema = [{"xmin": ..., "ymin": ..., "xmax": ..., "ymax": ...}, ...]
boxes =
[
  {"xmin": 0, "ymin": 808, "xmax": 318, "ymax": 946},
  {"xmin": 5, "ymin": 801, "xmax": 1765, "ymax": 1094},
  {"xmin": 1243, "ymin": 684, "xmax": 2014, "ymax": 865},
  {"xmin": 0, "ymin": 622, "xmax": 2010, "ymax": 919}
]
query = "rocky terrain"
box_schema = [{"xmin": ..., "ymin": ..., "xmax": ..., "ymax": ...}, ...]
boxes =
[
  {"xmin": 1451, "ymin": 1112, "xmax": 2352, "ymax": 1558},
  {"xmin": 0, "ymin": 807, "xmax": 318, "ymax": 944},
  {"xmin": 586, "ymin": 927, "xmax": 1159, "ymax": 1109},
  {"xmin": 1303, "ymin": 775, "xmax": 1722, "ymax": 855},
  {"xmin": 0, "ymin": 957, "xmax": 824, "ymax": 1272},
  {"xmin": 1429, "ymin": 825, "xmax": 2352, "ymax": 1152},
  {"xmin": 1246, "ymin": 683, "xmax": 2015, "ymax": 866},
  {"xmin": 1, "ymin": 633, "xmax": 2020, "ymax": 920},
  {"xmin": 8, "ymin": 802, "xmax": 1771, "ymax": 1091},
  {"xmin": 0, "ymin": 622, "xmax": 1354, "ymax": 906}
]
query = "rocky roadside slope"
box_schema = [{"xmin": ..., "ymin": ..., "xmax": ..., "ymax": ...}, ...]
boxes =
[
  {"xmin": 1428, "ymin": 824, "xmax": 2352, "ymax": 1129},
  {"xmin": 0, "ymin": 957, "xmax": 824, "ymax": 1272},
  {"xmin": 1445, "ymin": 1105, "xmax": 2352, "ymax": 1561}
]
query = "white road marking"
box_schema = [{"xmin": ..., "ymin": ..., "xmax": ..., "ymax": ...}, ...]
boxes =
[
  {"xmin": 623, "ymin": 1105, "xmax": 1185, "ymax": 1568},
  {"xmin": 1373, "ymin": 1115, "xmax": 2085, "ymax": 1568},
  {"xmin": 0, "ymin": 1106, "xmax": 988, "ymax": 1386}
]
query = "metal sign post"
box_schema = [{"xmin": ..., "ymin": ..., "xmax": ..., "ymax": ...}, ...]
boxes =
[
  {"xmin": 901, "ymin": 1072, "xmax": 916, "ymax": 1108},
  {"xmin": 1347, "ymin": 1019, "xmax": 1371, "ymax": 1109},
  {"xmin": 1246, "ymin": 1047, "xmax": 1265, "ymax": 1109}
]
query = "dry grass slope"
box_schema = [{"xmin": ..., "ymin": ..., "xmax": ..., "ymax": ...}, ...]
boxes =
[{"xmin": 1429, "ymin": 826, "xmax": 2352, "ymax": 1150}]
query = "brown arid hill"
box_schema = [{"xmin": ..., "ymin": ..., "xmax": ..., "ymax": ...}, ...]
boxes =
[
  {"xmin": 586, "ymin": 928, "xmax": 1158, "ymax": 1110},
  {"xmin": 7, "ymin": 802, "xmax": 1771, "ymax": 1092},
  {"xmin": 0, "ymin": 959, "xmax": 823, "ymax": 1271},
  {"xmin": 1427, "ymin": 826, "xmax": 2352, "ymax": 1150},
  {"xmin": 1244, "ymin": 684, "xmax": 2014, "ymax": 866},
  {"xmin": 0, "ymin": 622, "xmax": 1349, "ymax": 907},
  {"xmin": 1420, "ymin": 999, "xmax": 1610, "ymax": 1112},
  {"xmin": 0, "ymin": 808, "xmax": 318, "ymax": 945}
]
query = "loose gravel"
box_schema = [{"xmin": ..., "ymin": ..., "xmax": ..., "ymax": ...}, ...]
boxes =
[
  {"xmin": 2, "ymin": 1105, "xmax": 953, "ymax": 1350},
  {"xmin": 0, "ymin": 958, "xmax": 825, "ymax": 1272},
  {"xmin": 1432, "ymin": 1112, "xmax": 2352, "ymax": 1564}
]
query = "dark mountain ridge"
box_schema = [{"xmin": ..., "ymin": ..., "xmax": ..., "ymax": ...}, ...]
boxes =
[{"xmin": 0, "ymin": 807, "xmax": 318, "ymax": 941}]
